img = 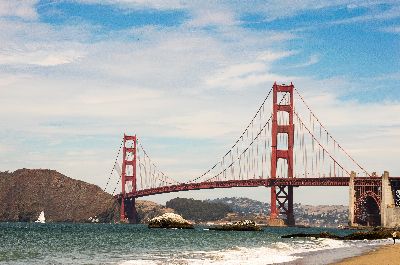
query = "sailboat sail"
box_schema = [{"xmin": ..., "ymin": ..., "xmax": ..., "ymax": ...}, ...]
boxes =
[{"xmin": 35, "ymin": 211, "xmax": 45, "ymax": 223}]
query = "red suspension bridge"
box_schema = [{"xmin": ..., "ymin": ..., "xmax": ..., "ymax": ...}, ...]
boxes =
[{"xmin": 104, "ymin": 82, "xmax": 400, "ymax": 227}]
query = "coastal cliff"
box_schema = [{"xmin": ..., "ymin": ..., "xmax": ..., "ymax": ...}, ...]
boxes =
[
  {"xmin": 0, "ymin": 169, "xmax": 172, "ymax": 223},
  {"xmin": 0, "ymin": 169, "xmax": 117, "ymax": 222}
]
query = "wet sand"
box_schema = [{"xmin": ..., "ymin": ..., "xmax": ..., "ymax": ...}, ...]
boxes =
[{"xmin": 333, "ymin": 244, "xmax": 400, "ymax": 265}]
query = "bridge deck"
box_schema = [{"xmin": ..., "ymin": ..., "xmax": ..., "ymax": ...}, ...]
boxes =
[{"xmin": 116, "ymin": 177, "xmax": 400, "ymax": 199}]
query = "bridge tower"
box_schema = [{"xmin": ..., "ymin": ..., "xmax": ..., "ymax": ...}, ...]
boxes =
[
  {"xmin": 120, "ymin": 134, "xmax": 138, "ymax": 223},
  {"xmin": 269, "ymin": 82, "xmax": 295, "ymax": 226}
]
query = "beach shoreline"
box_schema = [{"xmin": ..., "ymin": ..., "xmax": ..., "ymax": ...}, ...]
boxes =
[
  {"xmin": 332, "ymin": 243, "xmax": 400, "ymax": 265},
  {"xmin": 280, "ymin": 243, "xmax": 382, "ymax": 265}
]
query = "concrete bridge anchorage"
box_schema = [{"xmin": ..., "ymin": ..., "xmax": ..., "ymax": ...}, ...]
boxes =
[{"xmin": 349, "ymin": 171, "xmax": 400, "ymax": 227}]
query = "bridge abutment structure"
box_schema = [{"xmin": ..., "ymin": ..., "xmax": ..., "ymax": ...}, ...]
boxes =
[
  {"xmin": 108, "ymin": 81, "xmax": 400, "ymax": 227},
  {"xmin": 349, "ymin": 171, "xmax": 400, "ymax": 227},
  {"xmin": 381, "ymin": 171, "xmax": 400, "ymax": 227}
]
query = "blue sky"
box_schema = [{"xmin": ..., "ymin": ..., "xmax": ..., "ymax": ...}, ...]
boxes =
[{"xmin": 0, "ymin": 0, "xmax": 399, "ymax": 205}]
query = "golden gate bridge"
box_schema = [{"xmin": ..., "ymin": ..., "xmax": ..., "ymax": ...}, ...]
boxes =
[{"xmin": 104, "ymin": 82, "xmax": 400, "ymax": 227}]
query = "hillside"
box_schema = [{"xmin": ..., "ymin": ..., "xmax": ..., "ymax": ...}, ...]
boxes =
[
  {"xmin": 136, "ymin": 200, "xmax": 174, "ymax": 223},
  {"xmin": 209, "ymin": 197, "xmax": 349, "ymax": 227},
  {"xmin": 0, "ymin": 169, "xmax": 118, "ymax": 222},
  {"xmin": 0, "ymin": 169, "xmax": 172, "ymax": 223},
  {"xmin": 166, "ymin": 197, "xmax": 232, "ymax": 221}
]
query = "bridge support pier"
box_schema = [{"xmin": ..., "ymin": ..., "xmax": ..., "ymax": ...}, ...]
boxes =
[
  {"xmin": 348, "ymin": 171, "xmax": 355, "ymax": 226},
  {"xmin": 121, "ymin": 197, "xmax": 138, "ymax": 224},
  {"xmin": 287, "ymin": 186, "xmax": 294, "ymax": 225},
  {"xmin": 269, "ymin": 186, "xmax": 294, "ymax": 226},
  {"xmin": 380, "ymin": 171, "xmax": 400, "ymax": 227}
]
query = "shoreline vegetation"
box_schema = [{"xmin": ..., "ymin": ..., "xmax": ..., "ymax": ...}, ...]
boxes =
[{"xmin": 333, "ymin": 244, "xmax": 400, "ymax": 265}]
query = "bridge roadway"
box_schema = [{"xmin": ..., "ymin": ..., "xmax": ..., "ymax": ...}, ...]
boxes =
[{"xmin": 116, "ymin": 177, "xmax": 400, "ymax": 199}]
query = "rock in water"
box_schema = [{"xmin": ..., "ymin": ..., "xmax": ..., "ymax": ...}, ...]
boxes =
[
  {"xmin": 148, "ymin": 213, "xmax": 194, "ymax": 229},
  {"xmin": 281, "ymin": 232, "xmax": 342, "ymax": 239},
  {"xmin": 210, "ymin": 220, "xmax": 262, "ymax": 231},
  {"xmin": 281, "ymin": 228, "xmax": 399, "ymax": 240}
]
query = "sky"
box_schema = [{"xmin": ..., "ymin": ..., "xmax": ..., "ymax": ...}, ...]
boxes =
[{"xmin": 0, "ymin": 0, "xmax": 399, "ymax": 206}]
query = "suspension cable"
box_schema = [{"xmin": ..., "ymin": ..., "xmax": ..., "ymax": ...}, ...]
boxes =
[
  {"xmin": 201, "ymin": 92, "xmax": 291, "ymax": 183},
  {"xmin": 294, "ymin": 88, "xmax": 371, "ymax": 177},
  {"xmin": 103, "ymin": 138, "xmax": 123, "ymax": 192},
  {"xmin": 137, "ymin": 140, "xmax": 181, "ymax": 185},
  {"xmin": 294, "ymin": 110, "xmax": 350, "ymax": 176},
  {"xmin": 187, "ymin": 87, "xmax": 273, "ymax": 183}
]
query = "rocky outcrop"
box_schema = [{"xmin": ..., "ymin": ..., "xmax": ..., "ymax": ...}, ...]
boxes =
[
  {"xmin": 282, "ymin": 227, "xmax": 398, "ymax": 240},
  {"xmin": 281, "ymin": 232, "xmax": 342, "ymax": 239},
  {"xmin": 148, "ymin": 213, "xmax": 194, "ymax": 229},
  {"xmin": 210, "ymin": 220, "xmax": 262, "ymax": 231},
  {"xmin": 344, "ymin": 227, "xmax": 396, "ymax": 240}
]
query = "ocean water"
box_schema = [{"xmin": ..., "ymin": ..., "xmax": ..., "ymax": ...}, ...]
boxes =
[{"xmin": 0, "ymin": 223, "xmax": 391, "ymax": 265}]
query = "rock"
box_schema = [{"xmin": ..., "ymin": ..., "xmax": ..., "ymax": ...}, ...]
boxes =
[
  {"xmin": 343, "ymin": 229, "xmax": 394, "ymax": 240},
  {"xmin": 148, "ymin": 213, "xmax": 194, "ymax": 229},
  {"xmin": 87, "ymin": 216, "xmax": 100, "ymax": 223},
  {"xmin": 281, "ymin": 232, "xmax": 342, "ymax": 239},
  {"xmin": 210, "ymin": 220, "xmax": 262, "ymax": 231},
  {"xmin": 282, "ymin": 228, "xmax": 398, "ymax": 240}
]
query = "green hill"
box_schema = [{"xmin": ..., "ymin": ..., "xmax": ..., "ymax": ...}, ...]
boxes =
[{"xmin": 166, "ymin": 197, "xmax": 232, "ymax": 221}]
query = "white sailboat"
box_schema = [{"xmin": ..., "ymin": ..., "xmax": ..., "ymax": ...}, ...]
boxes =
[{"xmin": 35, "ymin": 211, "xmax": 45, "ymax": 223}]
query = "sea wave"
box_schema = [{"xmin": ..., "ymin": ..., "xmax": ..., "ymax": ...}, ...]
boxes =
[{"xmin": 117, "ymin": 238, "xmax": 391, "ymax": 265}]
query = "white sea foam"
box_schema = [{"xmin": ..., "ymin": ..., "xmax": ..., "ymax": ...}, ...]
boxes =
[
  {"xmin": 117, "ymin": 238, "xmax": 392, "ymax": 265},
  {"xmin": 119, "ymin": 260, "xmax": 158, "ymax": 265}
]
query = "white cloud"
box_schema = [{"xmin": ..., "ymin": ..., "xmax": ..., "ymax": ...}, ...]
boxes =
[
  {"xmin": 330, "ymin": 4, "xmax": 400, "ymax": 25},
  {"xmin": 76, "ymin": 0, "xmax": 236, "ymax": 27},
  {"xmin": 0, "ymin": 18, "xmax": 93, "ymax": 67},
  {"xmin": 290, "ymin": 54, "xmax": 320, "ymax": 68},
  {"xmin": 290, "ymin": 81, "xmax": 400, "ymax": 176},
  {"xmin": 0, "ymin": 45, "xmax": 86, "ymax": 66},
  {"xmin": 205, "ymin": 50, "xmax": 297, "ymax": 90},
  {"xmin": 347, "ymin": 3, "xmax": 358, "ymax": 9},
  {"xmin": 257, "ymin": 50, "xmax": 297, "ymax": 62},
  {"xmin": 0, "ymin": 0, "xmax": 38, "ymax": 20},
  {"xmin": 76, "ymin": 0, "xmax": 186, "ymax": 10},
  {"xmin": 382, "ymin": 25, "xmax": 400, "ymax": 33},
  {"xmin": 74, "ymin": 0, "xmax": 400, "ymax": 27},
  {"xmin": 0, "ymin": 1, "xmax": 399, "ymax": 206},
  {"xmin": 154, "ymin": 111, "xmax": 238, "ymax": 138},
  {"xmin": 187, "ymin": 9, "xmax": 237, "ymax": 27}
]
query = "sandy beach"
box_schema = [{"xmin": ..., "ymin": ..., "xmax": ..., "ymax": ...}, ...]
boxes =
[{"xmin": 334, "ymin": 244, "xmax": 400, "ymax": 265}]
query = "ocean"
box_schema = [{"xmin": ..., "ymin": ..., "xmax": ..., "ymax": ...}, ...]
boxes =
[{"xmin": 0, "ymin": 223, "xmax": 391, "ymax": 265}]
